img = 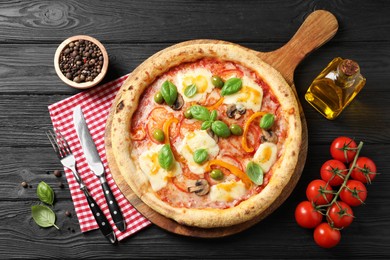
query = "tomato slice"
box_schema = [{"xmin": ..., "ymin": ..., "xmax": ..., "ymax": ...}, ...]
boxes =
[
  {"xmin": 146, "ymin": 107, "xmax": 174, "ymax": 143},
  {"xmin": 219, "ymin": 69, "xmax": 244, "ymax": 80},
  {"xmin": 179, "ymin": 118, "xmax": 203, "ymax": 138},
  {"xmin": 172, "ymin": 167, "xmax": 199, "ymax": 193},
  {"xmin": 130, "ymin": 126, "xmax": 146, "ymax": 141}
]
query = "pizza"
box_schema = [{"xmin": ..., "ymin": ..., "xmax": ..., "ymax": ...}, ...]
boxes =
[{"xmin": 108, "ymin": 41, "xmax": 302, "ymax": 228}]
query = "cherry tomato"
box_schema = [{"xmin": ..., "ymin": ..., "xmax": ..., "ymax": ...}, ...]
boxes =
[
  {"xmin": 314, "ymin": 223, "xmax": 341, "ymax": 248},
  {"xmin": 330, "ymin": 136, "xmax": 358, "ymax": 163},
  {"xmin": 295, "ymin": 201, "xmax": 323, "ymax": 228},
  {"xmin": 320, "ymin": 159, "xmax": 347, "ymax": 186},
  {"xmin": 350, "ymin": 157, "xmax": 377, "ymax": 184},
  {"xmin": 306, "ymin": 179, "xmax": 334, "ymax": 205},
  {"xmin": 327, "ymin": 201, "xmax": 354, "ymax": 228},
  {"xmin": 340, "ymin": 180, "xmax": 367, "ymax": 206}
]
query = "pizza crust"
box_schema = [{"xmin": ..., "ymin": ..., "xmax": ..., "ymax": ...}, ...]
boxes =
[{"xmin": 109, "ymin": 40, "xmax": 301, "ymax": 228}]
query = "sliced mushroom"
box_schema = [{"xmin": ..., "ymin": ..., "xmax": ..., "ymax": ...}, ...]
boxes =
[
  {"xmin": 170, "ymin": 93, "xmax": 184, "ymax": 110},
  {"xmin": 188, "ymin": 179, "xmax": 210, "ymax": 196},
  {"xmin": 207, "ymin": 128, "xmax": 219, "ymax": 143},
  {"xmin": 261, "ymin": 129, "xmax": 278, "ymax": 143},
  {"xmin": 236, "ymin": 104, "xmax": 246, "ymax": 115},
  {"xmin": 226, "ymin": 104, "xmax": 246, "ymax": 119}
]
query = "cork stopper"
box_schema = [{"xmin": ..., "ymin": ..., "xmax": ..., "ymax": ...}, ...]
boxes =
[{"xmin": 339, "ymin": 59, "xmax": 360, "ymax": 76}]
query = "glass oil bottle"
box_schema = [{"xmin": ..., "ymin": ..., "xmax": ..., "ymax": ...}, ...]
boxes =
[{"xmin": 305, "ymin": 57, "xmax": 366, "ymax": 120}]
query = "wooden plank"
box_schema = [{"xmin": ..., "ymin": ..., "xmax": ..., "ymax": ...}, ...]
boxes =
[
  {"xmin": 0, "ymin": 146, "xmax": 72, "ymax": 199},
  {"xmin": 0, "ymin": 90, "xmax": 388, "ymax": 147},
  {"xmin": 0, "ymin": 42, "xmax": 388, "ymax": 94},
  {"xmin": 0, "ymin": 192, "xmax": 389, "ymax": 258},
  {"xmin": 0, "ymin": 0, "xmax": 389, "ymax": 43},
  {"xmin": 2, "ymin": 143, "xmax": 387, "ymax": 198}
]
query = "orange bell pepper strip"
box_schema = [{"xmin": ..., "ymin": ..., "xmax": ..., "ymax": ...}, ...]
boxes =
[
  {"xmin": 206, "ymin": 159, "xmax": 252, "ymax": 189},
  {"xmin": 241, "ymin": 111, "xmax": 267, "ymax": 153},
  {"xmin": 163, "ymin": 117, "xmax": 179, "ymax": 144}
]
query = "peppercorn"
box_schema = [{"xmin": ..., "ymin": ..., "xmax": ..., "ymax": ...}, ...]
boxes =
[
  {"xmin": 59, "ymin": 39, "xmax": 104, "ymax": 83},
  {"xmin": 53, "ymin": 170, "xmax": 62, "ymax": 177},
  {"xmin": 21, "ymin": 181, "xmax": 28, "ymax": 188}
]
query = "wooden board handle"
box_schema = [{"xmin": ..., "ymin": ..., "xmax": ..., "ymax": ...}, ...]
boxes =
[{"xmin": 257, "ymin": 10, "xmax": 338, "ymax": 84}]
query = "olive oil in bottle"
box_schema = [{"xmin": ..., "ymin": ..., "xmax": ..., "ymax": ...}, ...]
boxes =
[{"xmin": 305, "ymin": 58, "xmax": 366, "ymax": 120}]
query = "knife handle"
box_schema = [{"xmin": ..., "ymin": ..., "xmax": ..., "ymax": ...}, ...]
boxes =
[
  {"xmin": 101, "ymin": 181, "xmax": 127, "ymax": 232},
  {"xmin": 82, "ymin": 188, "xmax": 117, "ymax": 244}
]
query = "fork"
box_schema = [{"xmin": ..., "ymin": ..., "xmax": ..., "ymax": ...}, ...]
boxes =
[{"xmin": 46, "ymin": 129, "xmax": 117, "ymax": 244}]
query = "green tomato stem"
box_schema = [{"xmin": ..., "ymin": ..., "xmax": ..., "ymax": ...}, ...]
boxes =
[{"xmin": 316, "ymin": 141, "xmax": 364, "ymax": 228}]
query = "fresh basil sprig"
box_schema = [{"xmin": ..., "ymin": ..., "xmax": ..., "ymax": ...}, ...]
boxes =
[
  {"xmin": 161, "ymin": 81, "xmax": 178, "ymax": 105},
  {"xmin": 158, "ymin": 144, "xmax": 175, "ymax": 170},
  {"xmin": 221, "ymin": 78, "xmax": 242, "ymax": 96},
  {"xmin": 184, "ymin": 84, "xmax": 197, "ymax": 98},
  {"xmin": 31, "ymin": 205, "xmax": 59, "ymax": 229},
  {"xmin": 190, "ymin": 105, "xmax": 211, "ymax": 121},
  {"xmin": 260, "ymin": 113, "xmax": 275, "ymax": 130},
  {"xmin": 193, "ymin": 149, "xmax": 209, "ymax": 164},
  {"xmin": 211, "ymin": 121, "xmax": 231, "ymax": 138},
  {"xmin": 246, "ymin": 161, "xmax": 264, "ymax": 185},
  {"xmin": 37, "ymin": 181, "xmax": 55, "ymax": 206},
  {"xmin": 201, "ymin": 121, "xmax": 212, "ymax": 130},
  {"xmin": 210, "ymin": 110, "xmax": 218, "ymax": 121}
]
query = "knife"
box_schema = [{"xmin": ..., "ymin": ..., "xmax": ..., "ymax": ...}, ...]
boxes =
[{"xmin": 73, "ymin": 105, "xmax": 127, "ymax": 232}]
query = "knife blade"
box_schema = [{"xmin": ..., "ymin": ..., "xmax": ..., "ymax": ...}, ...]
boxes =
[{"xmin": 73, "ymin": 105, "xmax": 127, "ymax": 232}]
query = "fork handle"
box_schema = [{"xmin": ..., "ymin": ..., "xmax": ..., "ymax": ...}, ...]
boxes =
[
  {"xmin": 101, "ymin": 181, "xmax": 127, "ymax": 232},
  {"xmin": 82, "ymin": 188, "xmax": 117, "ymax": 244}
]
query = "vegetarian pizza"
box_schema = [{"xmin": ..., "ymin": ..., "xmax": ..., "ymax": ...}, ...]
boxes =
[{"xmin": 108, "ymin": 42, "xmax": 302, "ymax": 228}]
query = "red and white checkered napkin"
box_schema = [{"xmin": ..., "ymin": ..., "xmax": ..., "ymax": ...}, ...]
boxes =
[{"xmin": 48, "ymin": 75, "xmax": 151, "ymax": 241}]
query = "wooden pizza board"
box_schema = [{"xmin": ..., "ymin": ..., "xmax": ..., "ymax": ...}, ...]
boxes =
[{"xmin": 105, "ymin": 10, "xmax": 338, "ymax": 238}]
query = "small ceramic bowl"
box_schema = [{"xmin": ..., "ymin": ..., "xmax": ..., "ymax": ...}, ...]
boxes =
[{"xmin": 54, "ymin": 35, "xmax": 109, "ymax": 89}]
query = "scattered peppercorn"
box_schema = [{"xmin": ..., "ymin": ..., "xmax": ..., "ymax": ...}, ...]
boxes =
[
  {"xmin": 59, "ymin": 39, "xmax": 104, "ymax": 83},
  {"xmin": 29, "ymin": 185, "xmax": 32, "ymax": 188},
  {"xmin": 65, "ymin": 210, "xmax": 72, "ymax": 217},
  {"xmin": 71, "ymin": 229, "xmax": 75, "ymax": 233},
  {"xmin": 54, "ymin": 170, "xmax": 62, "ymax": 178},
  {"xmin": 21, "ymin": 181, "xmax": 28, "ymax": 188},
  {"xmin": 58, "ymin": 182, "xmax": 64, "ymax": 189},
  {"xmin": 46, "ymin": 170, "xmax": 51, "ymax": 175}
]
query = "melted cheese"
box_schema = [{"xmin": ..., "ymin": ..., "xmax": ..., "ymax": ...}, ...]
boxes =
[
  {"xmin": 223, "ymin": 75, "xmax": 263, "ymax": 112},
  {"xmin": 209, "ymin": 180, "xmax": 246, "ymax": 202},
  {"xmin": 253, "ymin": 142, "xmax": 277, "ymax": 172},
  {"xmin": 139, "ymin": 144, "xmax": 182, "ymax": 191},
  {"xmin": 174, "ymin": 68, "xmax": 215, "ymax": 102},
  {"xmin": 177, "ymin": 130, "xmax": 219, "ymax": 174}
]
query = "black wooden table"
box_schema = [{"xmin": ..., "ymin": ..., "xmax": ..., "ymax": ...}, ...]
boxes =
[{"xmin": 1, "ymin": 0, "xmax": 389, "ymax": 258}]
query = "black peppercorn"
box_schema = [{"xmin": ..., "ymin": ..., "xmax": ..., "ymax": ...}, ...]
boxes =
[
  {"xmin": 59, "ymin": 39, "xmax": 104, "ymax": 84},
  {"xmin": 54, "ymin": 170, "xmax": 62, "ymax": 177}
]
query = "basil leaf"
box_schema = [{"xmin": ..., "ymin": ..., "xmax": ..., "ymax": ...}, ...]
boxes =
[
  {"xmin": 201, "ymin": 120, "xmax": 212, "ymax": 130},
  {"xmin": 161, "ymin": 81, "xmax": 178, "ymax": 105},
  {"xmin": 193, "ymin": 149, "xmax": 209, "ymax": 164},
  {"xmin": 37, "ymin": 181, "xmax": 54, "ymax": 206},
  {"xmin": 246, "ymin": 161, "xmax": 264, "ymax": 185},
  {"xmin": 221, "ymin": 78, "xmax": 242, "ymax": 96},
  {"xmin": 184, "ymin": 84, "xmax": 197, "ymax": 98},
  {"xmin": 211, "ymin": 121, "xmax": 231, "ymax": 138},
  {"xmin": 260, "ymin": 113, "xmax": 275, "ymax": 130},
  {"xmin": 158, "ymin": 144, "xmax": 175, "ymax": 170},
  {"xmin": 31, "ymin": 205, "xmax": 59, "ymax": 229},
  {"xmin": 190, "ymin": 105, "xmax": 211, "ymax": 121},
  {"xmin": 210, "ymin": 110, "xmax": 218, "ymax": 121}
]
